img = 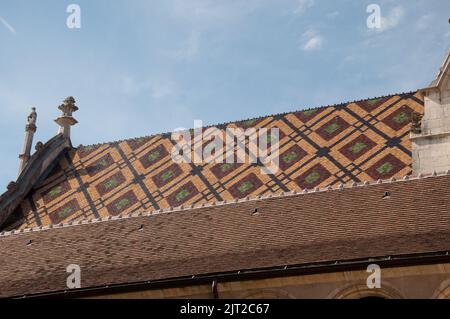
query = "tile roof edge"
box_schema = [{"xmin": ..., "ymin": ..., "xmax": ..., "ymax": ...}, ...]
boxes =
[
  {"xmin": 1, "ymin": 168, "xmax": 447, "ymax": 238},
  {"xmin": 0, "ymin": 135, "xmax": 72, "ymax": 229},
  {"xmin": 77, "ymin": 90, "xmax": 420, "ymax": 150}
]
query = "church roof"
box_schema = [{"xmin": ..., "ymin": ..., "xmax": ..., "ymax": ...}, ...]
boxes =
[
  {"xmin": 1, "ymin": 172, "xmax": 450, "ymax": 298},
  {"xmin": 1, "ymin": 91, "xmax": 424, "ymax": 231}
]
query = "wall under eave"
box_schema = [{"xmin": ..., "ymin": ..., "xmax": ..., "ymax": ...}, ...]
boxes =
[{"xmin": 86, "ymin": 262, "xmax": 450, "ymax": 299}]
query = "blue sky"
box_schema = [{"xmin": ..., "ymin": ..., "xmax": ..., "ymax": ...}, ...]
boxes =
[{"xmin": 0, "ymin": 0, "xmax": 449, "ymax": 187}]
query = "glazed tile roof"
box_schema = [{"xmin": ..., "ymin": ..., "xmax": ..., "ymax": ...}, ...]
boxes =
[
  {"xmin": 7, "ymin": 91, "xmax": 424, "ymax": 230},
  {"xmin": 1, "ymin": 173, "xmax": 450, "ymax": 298}
]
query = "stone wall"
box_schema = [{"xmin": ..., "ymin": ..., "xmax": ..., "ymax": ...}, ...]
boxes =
[
  {"xmin": 90, "ymin": 262, "xmax": 450, "ymax": 299},
  {"xmin": 412, "ymin": 52, "xmax": 450, "ymax": 174}
]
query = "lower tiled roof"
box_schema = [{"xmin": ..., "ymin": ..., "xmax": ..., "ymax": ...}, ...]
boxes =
[
  {"xmin": 1, "ymin": 173, "xmax": 450, "ymax": 298},
  {"xmin": 10, "ymin": 92, "xmax": 424, "ymax": 230}
]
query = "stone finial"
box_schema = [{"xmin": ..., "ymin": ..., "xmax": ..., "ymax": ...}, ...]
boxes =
[
  {"xmin": 411, "ymin": 112, "xmax": 422, "ymax": 134},
  {"xmin": 35, "ymin": 141, "xmax": 44, "ymax": 152},
  {"xmin": 54, "ymin": 96, "xmax": 78, "ymax": 138},
  {"xmin": 7, "ymin": 181, "xmax": 17, "ymax": 191},
  {"xmin": 59, "ymin": 96, "xmax": 79, "ymax": 115},
  {"xmin": 27, "ymin": 107, "xmax": 37, "ymax": 130},
  {"xmin": 18, "ymin": 107, "xmax": 38, "ymax": 176}
]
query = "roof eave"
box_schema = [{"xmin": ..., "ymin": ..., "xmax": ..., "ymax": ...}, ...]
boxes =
[{"xmin": 14, "ymin": 250, "xmax": 450, "ymax": 299}]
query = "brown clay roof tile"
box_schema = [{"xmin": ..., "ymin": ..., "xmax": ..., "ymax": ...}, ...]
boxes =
[{"xmin": 1, "ymin": 173, "xmax": 450, "ymax": 297}]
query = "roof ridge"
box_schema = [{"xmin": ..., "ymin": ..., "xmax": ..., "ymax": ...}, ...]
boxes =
[
  {"xmin": 76, "ymin": 90, "xmax": 418, "ymax": 150},
  {"xmin": 1, "ymin": 167, "xmax": 446, "ymax": 238}
]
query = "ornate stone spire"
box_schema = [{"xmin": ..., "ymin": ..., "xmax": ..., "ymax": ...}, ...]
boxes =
[
  {"xmin": 55, "ymin": 96, "xmax": 78, "ymax": 139},
  {"xmin": 18, "ymin": 107, "xmax": 37, "ymax": 176}
]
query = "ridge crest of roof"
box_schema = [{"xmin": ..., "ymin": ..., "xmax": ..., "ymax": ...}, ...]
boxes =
[{"xmin": 76, "ymin": 90, "xmax": 419, "ymax": 151}]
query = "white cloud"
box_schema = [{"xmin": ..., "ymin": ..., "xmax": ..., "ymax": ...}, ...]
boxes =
[
  {"xmin": 122, "ymin": 76, "xmax": 143, "ymax": 96},
  {"xmin": 150, "ymin": 81, "xmax": 176, "ymax": 99},
  {"xmin": 161, "ymin": 1, "xmax": 267, "ymax": 61},
  {"xmin": 416, "ymin": 14, "xmax": 432, "ymax": 31},
  {"xmin": 169, "ymin": 0, "xmax": 226, "ymax": 21},
  {"xmin": 302, "ymin": 29, "xmax": 316, "ymax": 39},
  {"xmin": 167, "ymin": 0, "xmax": 263, "ymax": 24},
  {"xmin": 0, "ymin": 16, "xmax": 16, "ymax": 35},
  {"xmin": 303, "ymin": 36, "xmax": 323, "ymax": 51},
  {"xmin": 326, "ymin": 11, "xmax": 339, "ymax": 19},
  {"xmin": 378, "ymin": 6, "xmax": 404, "ymax": 32},
  {"xmin": 121, "ymin": 76, "xmax": 177, "ymax": 99},
  {"xmin": 301, "ymin": 29, "xmax": 323, "ymax": 51},
  {"xmin": 167, "ymin": 30, "xmax": 201, "ymax": 61},
  {"xmin": 294, "ymin": 0, "xmax": 315, "ymax": 16}
]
